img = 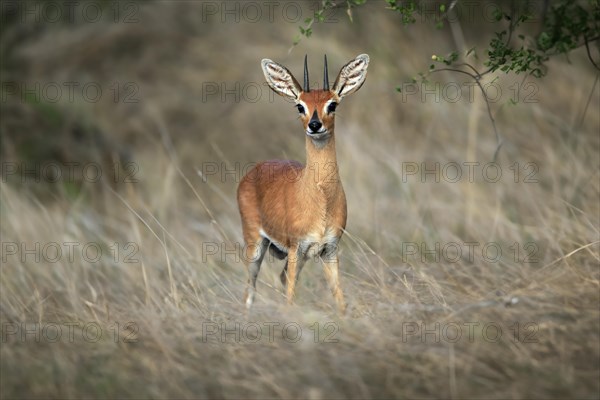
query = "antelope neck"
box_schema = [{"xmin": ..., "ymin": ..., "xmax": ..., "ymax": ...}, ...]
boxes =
[{"xmin": 302, "ymin": 129, "xmax": 339, "ymax": 187}]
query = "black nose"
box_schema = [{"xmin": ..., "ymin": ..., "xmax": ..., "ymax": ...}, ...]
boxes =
[{"xmin": 308, "ymin": 120, "xmax": 322, "ymax": 132}]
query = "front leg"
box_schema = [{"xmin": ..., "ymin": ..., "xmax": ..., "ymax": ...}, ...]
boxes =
[
  {"xmin": 321, "ymin": 244, "xmax": 346, "ymax": 314},
  {"xmin": 285, "ymin": 244, "xmax": 306, "ymax": 304}
]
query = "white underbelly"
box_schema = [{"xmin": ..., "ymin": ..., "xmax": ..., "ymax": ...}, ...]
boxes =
[{"xmin": 259, "ymin": 228, "xmax": 339, "ymax": 259}]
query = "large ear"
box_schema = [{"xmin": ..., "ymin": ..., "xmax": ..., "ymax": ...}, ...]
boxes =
[
  {"xmin": 261, "ymin": 59, "xmax": 302, "ymax": 100},
  {"xmin": 332, "ymin": 54, "xmax": 369, "ymax": 98}
]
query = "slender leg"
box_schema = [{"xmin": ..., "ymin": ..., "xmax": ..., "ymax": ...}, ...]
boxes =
[
  {"xmin": 280, "ymin": 257, "xmax": 307, "ymax": 287},
  {"xmin": 285, "ymin": 244, "xmax": 306, "ymax": 304},
  {"xmin": 280, "ymin": 260, "xmax": 288, "ymax": 287},
  {"xmin": 321, "ymin": 245, "xmax": 346, "ymax": 314},
  {"xmin": 243, "ymin": 238, "xmax": 268, "ymax": 309}
]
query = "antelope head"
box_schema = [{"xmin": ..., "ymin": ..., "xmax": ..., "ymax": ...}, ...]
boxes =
[{"xmin": 261, "ymin": 54, "xmax": 370, "ymax": 143}]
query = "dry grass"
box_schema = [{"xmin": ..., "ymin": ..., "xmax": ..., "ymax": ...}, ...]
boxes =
[{"xmin": 1, "ymin": 1, "xmax": 599, "ymax": 399}]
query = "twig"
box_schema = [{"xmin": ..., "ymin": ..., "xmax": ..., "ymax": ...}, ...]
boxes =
[
  {"xmin": 576, "ymin": 73, "xmax": 599, "ymax": 131},
  {"xmin": 584, "ymin": 35, "xmax": 600, "ymax": 71},
  {"xmin": 428, "ymin": 67, "xmax": 503, "ymax": 161}
]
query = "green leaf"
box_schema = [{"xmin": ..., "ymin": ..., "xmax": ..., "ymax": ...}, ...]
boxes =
[{"xmin": 492, "ymin": 8, "xmax": 503, "ymax": 21}]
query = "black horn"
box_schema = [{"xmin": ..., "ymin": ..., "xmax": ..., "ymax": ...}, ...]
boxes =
[
  {"xmin": 323, "ymin": 54, "xmax": 329, "ymax": 91},
  {"xmin": 304, "ymin": 55, "xmax": 310, "ymax": 92}
]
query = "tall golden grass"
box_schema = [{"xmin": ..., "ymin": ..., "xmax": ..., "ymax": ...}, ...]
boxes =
[{"xmin": 1, "ymin": 1, "xmax": 599, "ymax": 398}]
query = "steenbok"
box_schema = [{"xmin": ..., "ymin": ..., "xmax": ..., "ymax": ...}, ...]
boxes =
[{"xmin": 237, "ymin": 54, "xmax": 370, "ymax": 313}]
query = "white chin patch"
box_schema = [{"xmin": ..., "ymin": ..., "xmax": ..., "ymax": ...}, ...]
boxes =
[{"xmin": 306, "ymin": 132, "xmax": 329, "ymax": 141}]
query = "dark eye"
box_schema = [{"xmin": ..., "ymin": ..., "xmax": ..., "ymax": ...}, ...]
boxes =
[
  {"xmin": 296, "ymin": 104, "xmax": 305, "ymax": 114},
  {"xmin": 327, "ymin": 102, "xmax": 337, "ymax": 113}
]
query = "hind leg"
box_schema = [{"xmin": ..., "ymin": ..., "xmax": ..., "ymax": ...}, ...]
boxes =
[
  {"xmin": 280, "ymin": 258, "xmax": 306, "ymax": 288},
  {"xmin": 280, "ymin": 260, "xmax": 288, "ymax": 286},
  {"xmin": 243, "ymin": 237, "xmax": 268, "ymax": 309},
  {"xmin": 280, "ymin": 244, "xmax": 307, "ymax": 288},
  {"xmin": 280, "ymin": 244, "xmax": 309, "ymax": 305}
]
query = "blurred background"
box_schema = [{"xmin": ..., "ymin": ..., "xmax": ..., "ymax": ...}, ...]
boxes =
[{"xmin": 1, "ymin": 1, "xmax": 599, "ymax": 398}]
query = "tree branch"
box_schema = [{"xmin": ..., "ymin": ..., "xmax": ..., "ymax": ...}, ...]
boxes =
[{"xmin": 428, "ymin": 67, "xmax": 503, "ymax": 161}]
